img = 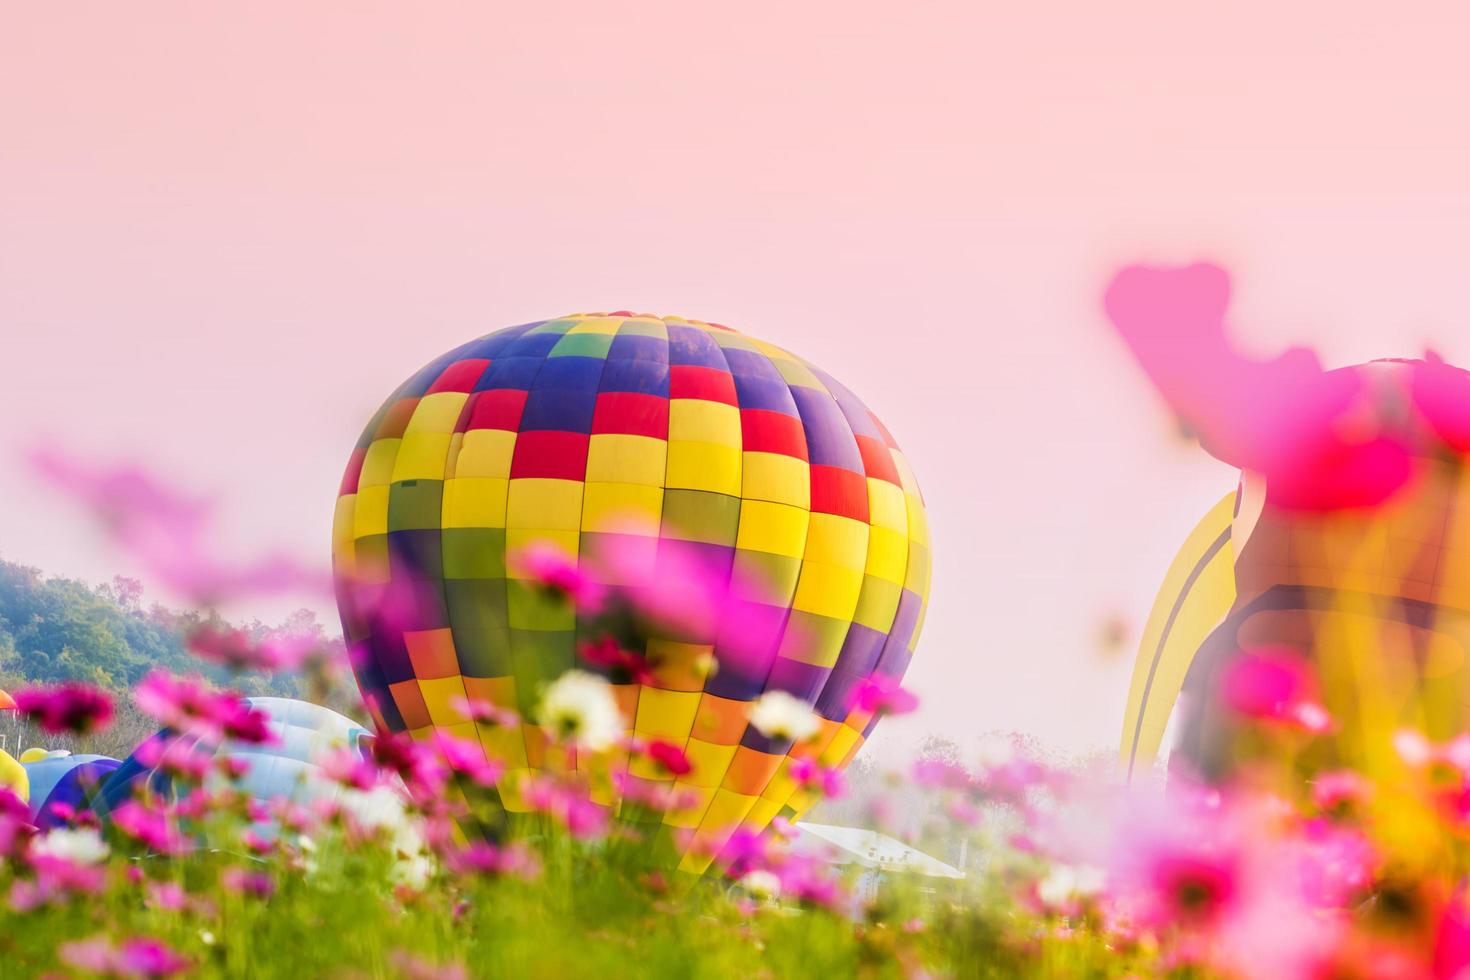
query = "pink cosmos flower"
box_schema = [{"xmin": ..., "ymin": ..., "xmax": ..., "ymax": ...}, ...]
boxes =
[
  {"xmin": 444, "ymin": 841, "xmax": 542, "ymax": 880},
  {"xmin": 586, "ymin": 531, "xmax": 802, "ymax": 679},
  {"xmin": 112, "ymin": 801, "xmax": 190, "ymax": 855},
  {"xmin": 522, "ymin": 777, "xmax": 609, "ymax": 839},
  {"xmin": 848, "ymin": 675, "xmax": 919, "ymax": 717},
  {"xmin": 789, "ymin": 758, "xmax": 845, "ymax": 799},
  {"xmin": 9, "ymin": 855, "xmax": 106, "ymax": 910},
  {"xmin": 611, "ymin": 772, "xmax": 699, "ymax": 814},
  {"xmin": 389, "ymin": 951, "xmax": 470, "ymax": 980},
  {"xmin": 370, "ymin": 731, "xmax": 448, "ymax": 798},
  {"xmin": 1434, "ymin": 886, "xmax": 1470, "ymax": 980},
  {"xmin": 221, "ymin": 867, "xmax": 275, "ymax": 899},
  {"xmin": 577, "ymin": 636, "xmax": 657, "ymax": 685},
  {"xmin": 1311, "ymin": 770, "xmax": 1372, "ymax": 817},
  {"xmin": 432, "ymin": 732, "xmax": 504, "ymax": 788},
  {"xmin": 133, "ymin": 671, "xmax": 278, "ymax": 746},
  {"xmin": 13, "ymin": 683, "xmax": 114, "ymax": 735},
  {"xmin": 912, "ymin": 759, "xmax": 974, "ymax": 792},
  {"xmin": 1295, "ymin": 819, "xmax": 1377, "ymax": 908},
  {"xmin": 144, "ymin": 880, "xmax": 189, "ymax": 912},
  {"xmin": 644, "ymin": 739, "xmax": 693, "ymax": 777},
  {"xmin": 1221, "ymin": 647, "xmax": 1333, "ymax": 734},
  {"xmin": 1411, "ymin": 351, "xmax": 1470, "ymax": 454},
  {"xmin": 185, "ymin": 624, "xmax": 319, "ymax": 673},
  {"xmin": 317, "ymin": 747, "xmax": 380, "ymax": 791},
  {"xmin": 1103, "ymin": 263, "xmax": 1415, "ymax": 511},
  {"xmin": 716, "ymin": 827, "xmax": 772, "ymax": 877},
  {"xmin": 27, "ymin": 447, "xmax": 329, "ymax": 605},
  {"xmin": 449, "ymin": 696, "xmax": 519, "ymax": 729},
  {"xmin": 1394, "ymin": 729, "xmax": 1470, "ymax": 829},
  {"xmin": 134, "ymin": 734, "xmax": 214, "ymax": 783},
  {"xmin": 59, "ymin": 935, "xmax": 191, "ymax": 978},
  {"xmin": 510, "ymin": 542, "xmax": 606, "ymax": 612},
  {"xmin": 0, "ymin": 790, "xmax": 36, "ymax": 859}
]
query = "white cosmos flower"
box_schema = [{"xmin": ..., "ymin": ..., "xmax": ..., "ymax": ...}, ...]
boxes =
[
  {"xmin": 739, "ymin": 870, "xmax": 782, "ymax": 901},
  {"xmin": 32, "ymin": 826, "xmax": 109, "ymax": 865},
  {"xmin": 539, "ymin": 670, "xmax": 623, "ymax": 751},
  {"xmin": 1036, "ymin": 863, "xmax": 1105, "ymax": 907},
  {"xmin": 748, "ymin": 691, "xmax": 820, "ymax": 743}
]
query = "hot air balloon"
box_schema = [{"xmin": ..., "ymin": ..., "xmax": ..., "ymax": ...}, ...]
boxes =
[
  {"xmin": 0, "ymin": 748, "xmax": 28, "ymax": 803},
  {"xmin": 20, "ymin": 753, "xmax": 121, "ymax": 829},
  {"xmin": 94, "ymin": 697, "xmax": 375, "ymax": 836},
  {"xmin": 1121, "ymin": 359, "xmax": 1470, "ymax": 779},
  {"xmin": 332, "ymin": 314, "xmax": 930, "ymax": 871}
]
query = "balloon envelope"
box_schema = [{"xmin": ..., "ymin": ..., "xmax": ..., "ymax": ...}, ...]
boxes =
[
  {"xmin": 332, "ymin": 313, "xmax": 931, "ymax": 870},
  {"xmin": 0, "ymin": 748, "xmax": 28, "ymax": 804},
  {"xmin": 21, "ymin": 754, "xmax": 121, "ymax": 829},
  {"xmin": 1123, "ymin": 360, "xmax": 1470, "ymax": 778},
  {"xmin": 95, "ymin": 697, "xmax": 374, "ymax": 835}
]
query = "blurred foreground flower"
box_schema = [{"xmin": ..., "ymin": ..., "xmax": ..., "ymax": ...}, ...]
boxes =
[
  {"xmin": 27, "ymin": 446, "xmax": 329, "ymax": 605},
  {"xmin": 510, "ymin": 542, "xmax": 606, "ymax": 613},
  {"xmin": 1221, "ymin": 648, "xmax": 1333, "ymax": 734},
  {"xmin": 849, "ymin": 675, "xmax": 918, "ymax": 717},
  {"xmin": 59, "ymin": 935, "xmax": 190, "ymax": 978},
  {"xmin": 13, "ymin": 683, "xmax": 114, "ymax": 735},
  {"xmin": 184, "ymin": 624, "xmax": 320, "ymax": 673},
  {"xmin": 748, "ymin": 691, "xmax": 820, "ymax": 743},
  {"xmin": 134, "ymin": 671, "xmax": 277, "ymax": 745},
  {"xmin": 538, "ymin": 670, "xmax": 622, "ymax": 751},
  {"xmin": 1103, "ymin": 263, "xmax": 1414, "ymax": 510}
]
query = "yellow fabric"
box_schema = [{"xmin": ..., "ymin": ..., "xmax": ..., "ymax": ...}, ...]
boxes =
[{"xmin": 1119, "ymin": 492, "xmax": 1239, "ymax": 777}]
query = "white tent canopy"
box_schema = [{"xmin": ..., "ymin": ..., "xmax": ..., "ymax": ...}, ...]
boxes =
[{"xmin": 791, "ymin": 822, "xmax": 965, "ymax": 880}]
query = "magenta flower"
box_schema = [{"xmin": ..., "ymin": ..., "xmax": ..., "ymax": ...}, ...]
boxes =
[
  {"xmin": 9, "ymin": 855, "xmax": 106, "ymax": 910},
  {"xmin": 0, "ymin": 789, "xmax": 36, "ymax": 859},
  {"xmin": 318, "ymin": 747, "xmax": 380, "ymax": 790},
  {"xmin": 13, "ymin": 683, "xmax": 114, "ymax": 735},
  {"xmin": 1103, "ymin": 263, "xmax": 1414, "ymax": 511},
  {"xmin": 644, "ymin": 739, "xmax": 693, "ymax": 777},
  {"xmin": 912, "ymin": 758, "xmax": 973, "ymax": 792},
  {"xmin": 1310, "ymin": 770, "xmax": 1371, "ymax": 816},
  {"xmin": 370, "ymin": 731, "xmax": 448, "ymax": 798},
  {"xmin": 448, "ymin": 696, "xmax": 519, "ymax": 729},
  {"xmin": 27, "ymin": 447, "xmax": 329, "ymax": 605},
  {"xmin": 185, "ymin": 624, "xmax": 319, "ymax": 673},
  {"xmin": 522, "ymin": 777, "xmax": 609, "ymax": 839},
  {"xmin": 1221, "ymin": 648, "xmax": 1333, "ymax": 734},
  {"xmin": 445, "ymin": 840, "xmax": 542, "ymax": 880},
  {"xmin": 510, "ymin": 542, "xmax": 606, "ymax": 612},
  {"xmin": 1412, "ymin": 351, "xmax": 1470, "ymax": 454},
  {"xmin": 221, "ymin": 867, "xmax": 275, "ymax": 899},
  {"xmin": 144, "ymin": 880, "xmax": 189, "ymax": 912},
  {"xmin": 134, "ymin": 734, "xmax": 214, "ymax": 782},
  {"xmin": 848, "ymin": 675, "xmax": 919, "ymax": 717},
  {"xmin": 577, "ymin": 636, "xmax": 656, "ymax": 685},
  {"xmin": 389, "ymin": 951, "xmax": 470, "ymax": 980},
  {"xmin": 611, "ymin": 772, "xmax": 699, "ymax": 814},
  {"xmin": 112, "ymin": 801, "xmax": 189, "ymax": 855},
  {"xmin": 61, "ymin": 936, "xmax": 191, "ymax": 978},
  {"xmin": 789, "ymin": 758, "xmax": 845, "ymax": 799},
  {"xmin": 133, "ymin": 671, "xmax": 278, "ymax": 746},
  {"xmin": 432, "ymin": 732, "xmax": 504, "ymax": 788}
]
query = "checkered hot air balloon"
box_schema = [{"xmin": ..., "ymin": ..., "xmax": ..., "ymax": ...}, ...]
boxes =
[{"xmin": 331, "ymin": 313, "xmax": 930, "ymax": 870}]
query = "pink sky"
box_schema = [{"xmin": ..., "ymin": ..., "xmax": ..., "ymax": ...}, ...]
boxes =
[{"xmin": 4, "ymin": 3, "xmax": 1470, "ymax": 758}]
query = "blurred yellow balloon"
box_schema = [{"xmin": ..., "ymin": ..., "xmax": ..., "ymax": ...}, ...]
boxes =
[
  {"xmin": 19, "ymin": 747, "xmax": 50, "ymax": 764},
  {"xmin": 0, "ymin": 748, "xmax": 29, "ymax": 803}
]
